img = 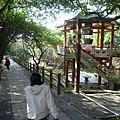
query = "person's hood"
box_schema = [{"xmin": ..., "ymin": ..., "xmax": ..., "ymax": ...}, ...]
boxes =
[{"xmin": 28, "ymin": 85, "xmax": 43, "ymax": 95}]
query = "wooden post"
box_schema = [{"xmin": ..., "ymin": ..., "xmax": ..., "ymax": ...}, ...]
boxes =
[
  {"xmin": 42, "ymin": 67, "xmax": 44, "ymax": 83},
  {"xmin": 98, "ymin": 22, "xmax": 105, "ymax": 85},
  {"xmin": 101, "ymin": 22, "xmax": 104, "ymax": 49},
  {"xmin": 65, "ymin": 60, "xmax": 69, "ymax": 88},
  {"xmin": 75, "ymin": 43, "xmax": 81, "ymax": 93},
  {"xmin": 64, "ymin": 46, "xmax": 67, "ymax": 76},
  {"xmin": 109, "ymin": 24, "xmax": 114, "ymax": 66},
  {"xmin": 97, "ymin": 29, "xmax": 100, "ymax": 47},
  {"xmin": 28, "ymin": 62, "xmax": 29, "ymax": 71},
  {"xmin": 64, "ymin": 26, "xmax": 67, "ymax": 76},
  {"xmin": 64, "ymin": 25, "xmax": 67, "ymax": 46},
  {"xmin": 30, "ymin": 62, "xmax": 32, "ymax": 73},
  {"xmin": 57, "ymin": 73, "xmax": 61, "ymax": 95},
  {"xmin": 98, "ymin": 75, "xmax": 101, "ymax": 86},
  {"xmin": 74, "ymin": 19, "xmax": 81, "ymax": 93},
  {"xmin": 72, "ymin": 58, "xmax": 75, "ymax": 83},
  {"xmin": 110, "ymin": 24, "xmax": 114, "ymax": 48},
  {"xmin": 50, "ymin": 70, "xmax": 52, "ymax": 88},
  {"xmin": 33, "ymin": 64, "xmax": 35, "ymax": 72}
]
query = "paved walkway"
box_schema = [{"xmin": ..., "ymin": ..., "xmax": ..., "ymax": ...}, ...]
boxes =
[{"xmin": 0, "ymin": 59, "xmax": 71, "ymax": 120}]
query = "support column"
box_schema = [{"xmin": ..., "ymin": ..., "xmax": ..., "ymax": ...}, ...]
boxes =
[
  {"xmin": 100, "ymin": 22, "xmax": 104, "ymax": 49},
  {"xmin": 97, "ymin": 29, "xmax": 100, "ymax": 47},
  {"xmin": 98, "ymin": 75, "xmax": 101, "ymax": 86},
  {"xmin": 74, "ymin": 19, "xmax": 81, "ymax": 93},
  {"xmin": 110, "ymin": 24, "xmax": 114, "ymax": 49},
  {"xmin": 64, "ymin": 26, "xmax": 67, "ymax": 75},
  {"xmin": 109, "ymin": 24, "xmax": 114, "ymax": 66},
  {"xmin": 64, "ymin": 26, "xmax": 67, "ymax": 46},
  {"xmin": 98, "ymin": 22, "xmax": 104, "ymax": 85},
  {"xmin": 65, "ymin": 60, "xmax": 69, "ymax": 88},
  {"xmin": 72, "ymin": 58, "xmax": 75, "ymax": 83}
]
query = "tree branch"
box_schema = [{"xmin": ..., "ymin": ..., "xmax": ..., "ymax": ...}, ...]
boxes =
[{"xmin": 0, "ymin": 0, "xmax": 11, "ymax": 13}]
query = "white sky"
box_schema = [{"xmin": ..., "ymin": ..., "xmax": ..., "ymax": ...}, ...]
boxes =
[
  {"xmin": 31, "ymin": 7, "xmax": 77, "ymax": 30},
  {"xmin": 43, "ymin": 12, "xmax": 75, "ymax": 30}
]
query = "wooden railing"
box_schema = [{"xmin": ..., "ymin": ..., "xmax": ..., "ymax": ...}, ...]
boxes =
[
  {"xmin": 81, "ymin": 49, "xmax": 120, "ymax": 83},
  {"xmin": 13, "ymin": 58, "xmax": 61, "ymax": 95},
  {"xmin": 91, "ymin": 46, "xmax": 110, "ymax": 58},
  {"xmin": 57, "ymin": 45, "xmax": 76, "ymax": 55},
  {"xmin": 57, "ymin": 45, "xmax": 120, "ymax": 83},
  {"xmin": 110, "ymin": 47, "xmax": 120, "ymax": 57},
  {"xmin": 91, "ymin": 46, "xmax": 120, "ymax": 57},
  {"xmin": 0, "ymin": 64, "xmax": 3, "ymax": 80},
  {"xmin": 57, "ymin": 45, "xmax": 120, "ymax": 58}
]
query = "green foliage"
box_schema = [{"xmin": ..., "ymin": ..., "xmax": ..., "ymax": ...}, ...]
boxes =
[
  {"xmin": 1, "ymin": 0, "xmax": 120, "ymax": 64},
  {"xmin": 12, "ymin": 20, "xmax": 63, "ymax": 66},
  {"xmin": 114, "ymin": 31, "xmax": 120, "ymax": 46},
  {"xmin": 67, "ymin": 34, "xmax": 72, "ymax": 45}
]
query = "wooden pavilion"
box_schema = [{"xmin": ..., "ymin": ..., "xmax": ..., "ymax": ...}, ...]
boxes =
[{"xmin": 57, "ymin": 13, "xmax": 120, "ymax": 93}]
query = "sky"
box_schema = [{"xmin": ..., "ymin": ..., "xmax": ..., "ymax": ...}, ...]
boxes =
[
  {"xmin": 43, "ymin": 12, "xmax": 75, "ymax": 30},
  {"xmin": 31, "ymin": 7, "xmax": 76, "ymax": 30}
]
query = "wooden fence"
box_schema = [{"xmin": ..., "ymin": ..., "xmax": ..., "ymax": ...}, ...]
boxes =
[{"xmin": 13, "ymin": 58, "xmax": 61, "ymax": 95}]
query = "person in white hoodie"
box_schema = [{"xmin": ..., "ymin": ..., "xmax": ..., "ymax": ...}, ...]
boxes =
[{"xmin": 24, "ymin": 72, "xmax": 59, "ymax": 120}]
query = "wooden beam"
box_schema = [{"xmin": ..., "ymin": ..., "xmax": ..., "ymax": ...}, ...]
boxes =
[
  {"xmin": 109, "ymin": 24, "xmax": 114, "ymax": 66},
  {"xmin": 64, "ymin": 26, "xmax": 67, "ymax": 46},
  {"xmin": 110, "ymin": 24, "xmax": 114, "ymax": 48},
  {"xmin": 98, "ymin": 75, "xmax": 101, "ymax": 85},
  {"xmin": 72, "ymin": 58, "xmax": 75, "ymax": 83},
  {"xmin": 65, "ymin": 60, "xmax": 69, "ymax": 88},
  {"xmin": 100, "ymin": 22, "xmax": 104, "ymax": 49},
  {"xmin": 97, "ymin": 29, "xmax": 100, "ymax": 47},
  {"xmin": 74, "ymin": 19, "xmax": 81, "ymax": 93},
  {"xmin": 93, "ymin": 30, "xmax": 115, "ymax": 33}
]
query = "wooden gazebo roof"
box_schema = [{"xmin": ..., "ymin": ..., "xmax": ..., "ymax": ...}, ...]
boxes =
[{"xmin": 58, "ymin": 13, "xmax": 119, "ymax": 33}]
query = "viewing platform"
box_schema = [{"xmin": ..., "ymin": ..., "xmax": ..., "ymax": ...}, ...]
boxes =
[
  {"xmin": 57, "ymin": 45, "xmax": 120, "ymax": 84},
  {"xmin": 57, "ymin": 45, "xmax": 120, "ymax": 58}
]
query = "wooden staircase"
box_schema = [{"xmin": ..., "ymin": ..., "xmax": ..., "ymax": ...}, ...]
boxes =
[
  {"xmin": 81, "ymin": 49, "xmax": 120, "ymax": 83},
  {"xmin": 57, "ymin": 45, "xmax": 120, "ymax": 84}
]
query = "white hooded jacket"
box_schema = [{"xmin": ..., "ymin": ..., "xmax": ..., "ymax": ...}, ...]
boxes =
[{"xmin": 24, "ymin": 84, "xmax": 59, "ymax": 120}]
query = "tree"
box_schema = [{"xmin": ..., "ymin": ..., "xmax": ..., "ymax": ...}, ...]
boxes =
[
  {"xmin": 0, "ymin": 0, "xmax": 29, "ymax": 63},
  {"xmin": 1, "ymin": 0, "xmax": 120, "ymax": 64},
  {"xmin": 0, "ymin": 11, "xmax": 28, "ymax": 62},
  {"xmin": 0, "ymin": 0, "xmax": 45, "ymax": 63},
  {"xmin": 39, "ymin": 0, "xmax": 120, "ymax": 25},
  {"xmin": 19, "ymin": 21, "xmax": 62, "ymax": 71}
]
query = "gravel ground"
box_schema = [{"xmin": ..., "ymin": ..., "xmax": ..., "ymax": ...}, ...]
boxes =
[
  {"xmin": 52, "ymin": 91, "xmax": 93, "ymax": 120},
  {"xmin": 52, "ymin": 90, "xmax": 120, "ymax": 120}
]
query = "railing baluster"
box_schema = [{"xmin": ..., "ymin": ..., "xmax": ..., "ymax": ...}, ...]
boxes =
[
  {"xmin": 42, "ymin": 67, "xmax": 44, "ymax": 83},
  {"xmin": 57, "ymin": 73, "xmax": 61, "ymax": 95},
  {"xmin": 50, "ymin": 70, "xmax": 52, "ymax": 88},
  {"xmin": 30, "ymin": 62, "xmax": 32, "ymax": 73}
]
